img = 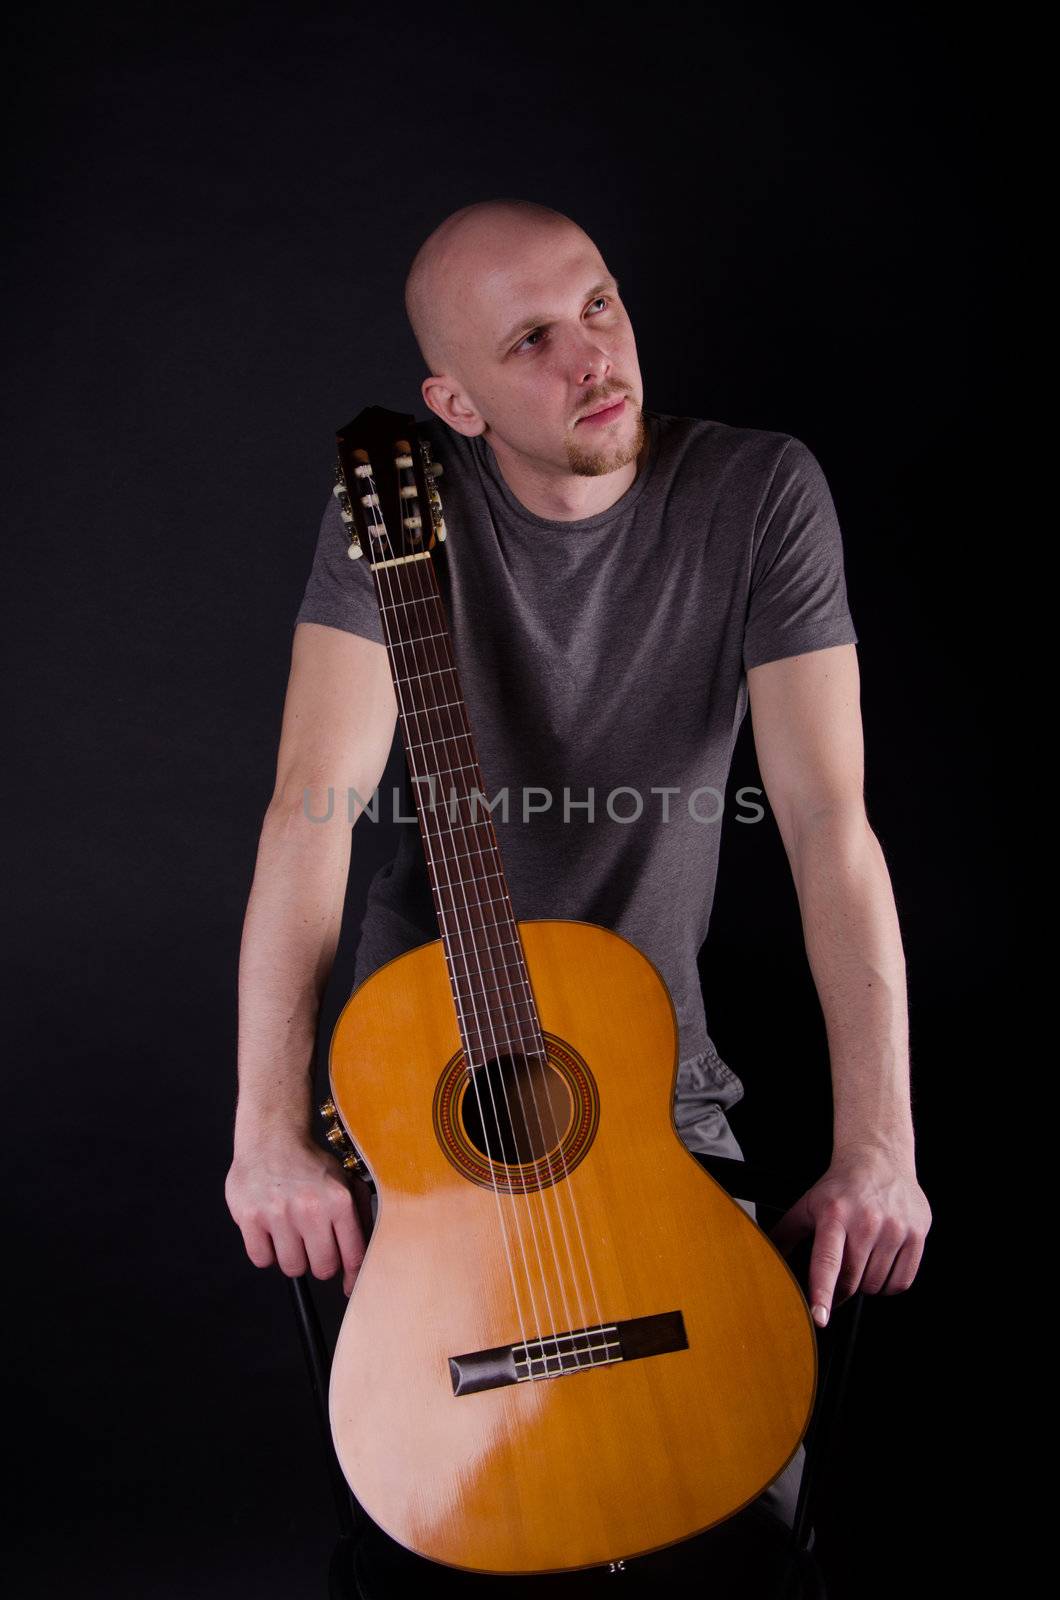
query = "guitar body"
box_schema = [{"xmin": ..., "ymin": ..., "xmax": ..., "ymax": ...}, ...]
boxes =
[{"xmin": 328, "ymin": 918, "xmax": 816, "ymax": 1576}]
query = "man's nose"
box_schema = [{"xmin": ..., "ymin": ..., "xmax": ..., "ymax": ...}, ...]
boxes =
[{"xmin": 570, "ymin": 337, "xmax": 611, "ymax": 384}]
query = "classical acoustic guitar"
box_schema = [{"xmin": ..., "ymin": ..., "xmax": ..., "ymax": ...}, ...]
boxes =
[{"xmin": 317, "ymin": 405, "xmax": 816, "ymax": 1576}]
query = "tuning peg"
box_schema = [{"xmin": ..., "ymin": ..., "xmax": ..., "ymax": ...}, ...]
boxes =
[
  {"xmin": 317, "ymin": 1099, "xmax": 369, "ymax": 1177},
  {"xmin": 419, "ymin": 438, "xmax": 443, "ymax": 478}
]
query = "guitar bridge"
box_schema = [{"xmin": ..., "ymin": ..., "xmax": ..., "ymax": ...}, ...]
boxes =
[{"xmin": 448, "ymin": 1310, "xmax": 688, "ymax": 1396}]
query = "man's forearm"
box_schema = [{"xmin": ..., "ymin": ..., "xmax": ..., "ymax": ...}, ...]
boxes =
[
  {"xmin": 788, "ymin": 810, "xmax": 916, "ymax": 1164},
  {"xmin": 233, "ymin": 799, "xmax": 353, "ymax": 1153}
]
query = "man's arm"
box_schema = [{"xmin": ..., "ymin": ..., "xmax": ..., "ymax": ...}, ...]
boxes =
[
  {"xmin": 225, "ymin": 621, "xmax": 397, "ymax": 1296},
  {"xmin": 745, "ymin": 641, "xmax": 932, "ymax": 1324}
]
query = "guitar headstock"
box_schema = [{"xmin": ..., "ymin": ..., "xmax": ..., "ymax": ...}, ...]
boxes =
[{"xmin": 333, "ymin": 405, "xmax": 446, "ymax": 565}]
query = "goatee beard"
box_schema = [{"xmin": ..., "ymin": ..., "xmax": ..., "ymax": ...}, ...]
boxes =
[{"xmin": 565, "ymin": 402, "xmax": 646, "ymax": 478}]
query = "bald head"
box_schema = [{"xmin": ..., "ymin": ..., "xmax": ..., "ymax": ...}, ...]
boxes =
[{"xmin": 404, "ymin": 198, "xmax": 589, "ymax": 377}]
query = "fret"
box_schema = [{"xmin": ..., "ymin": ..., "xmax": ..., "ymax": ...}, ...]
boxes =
[
  {"xmin": 441, "ymin": 845, "xmax": 505, "ymax": 867},
  {"xmin": 398, "ymin": 697, "xmax": 467, "ymax": 717},
  {"xmin": 423, "ymin": 814, "xmax": 499, "ymax": 840},
  {"xmin": 410, "ymin": 762, "xmax": 479, "ymax": 783},
  {"xmin": 422, "ymin": 792, "xmax": 492, "ymax": 816},
  {"xmin": 460, "ymin": 1013, "xmax": 544, "ymax": 1045},
  {"xmin": 400, "ymin": 703, "xmax": 468, "ymax": 729},
  {"xmin": 451, "ymin": 1000, "xmax": 537, "ymax": 1039},
  {"xmin": 383, "ymin": 627, "xmax": 450, "ymax": 646},
  {"xmin": 429, "ymin": 857, "xmax": 505, "ymax": 883},
  {"xmin": 418, "ymin": 790, "xmax": 491, "ymax": 821},
  {"xmin": 457, "ymin": 991, "xmax": 538, "ymax": 1014},
  {"xmin": 435, "ymin": 922, "xmax": 522, "ymax": 954},
  {"xmin": 434, "ymin": 896, "xmax": 513, "ymax": 919},
  {"xmin": 377, "ymin": 592, "xmax": 443, "ymax": 616},
  {"xmin": 395, "ymin": 664, "xmax": 460, "ymax": 687},
  {"xmin": 445, "ymin": 958, "xmax": 532, "ymax": 992},
  {"xmin": 380, "ymin": 617, "xmax": 447, "ymax": 647},
  {"xmin": 456, "ymin": 1009, "xmax": 541, "ymax": 1045},
  {"xmin": 432, "ymin": 865, "xmax": 506, "ymax": 882},
  {"xmin": 382, "ymin": 628, "xmax": 451, "ymax": 656},
  {"xmin": 457, "ymin": 989, "xmax": 539, "ymax": 1016},
  {"xmin": 438, "ymin": 925, "xmax": 521, "ymax": 954},
  {"xmin": 422, "ymin": 852, "xmax": 500, "ymax": 888},
  {"xmin": 386, "ymin": 640, "xmax": 448, "ymax": 668},
  {"xmin": 448, "ymin": 953, "xmax": 530, "ymax": 981},
  {"xmin": 436, "ymin": 915, "xmax": 515, "ymax": 942},
  {"xmin": 461, "ymin": 1030, "xmax": 544, "ymax": 1059},
  {"xmin": 428, "ymin": 813, "xmax": 496, "ymax": 843},
  {"xmin": 407, "ymin": 729, "xmax": 474, "ymax": 754},
  {"xmin": 440, "ymin": 891, "xmax": 505, "ymax": 916},
  {"xmin": 434, "ymin": 897, "xmax": 514, "ymax": 924},
  {"xmin": 432, "ymin": 869, "xmax": 508, "ymax": 894},
  {"xmin": 429, "ymin": 852, "xmax": 504, "ymax": 876},
  {"xmin": 461, "ymin": 1005, "xmax": 540, "ymax": 1036},
  {"xmin": 451, "ymin": 996, "xmax": 537, "ymax": 1034},
  {"xmin": 443, "ymin": 932, "xmax": 524, "ymax": 960}
]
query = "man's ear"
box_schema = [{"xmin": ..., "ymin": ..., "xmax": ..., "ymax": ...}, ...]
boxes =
[{"xmin": 421, "ymin": 373, "xmax": 486, "ymax": 438}]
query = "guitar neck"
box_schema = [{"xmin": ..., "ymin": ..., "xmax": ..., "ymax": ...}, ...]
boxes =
[{"xmin": 371, "ymin": 547, "xmax": 543, "ymax": 1069}]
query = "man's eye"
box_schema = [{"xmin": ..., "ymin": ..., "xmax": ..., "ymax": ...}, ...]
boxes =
[{"xmin": 515, "ymin": 298, "xmax": 611, "ymax": 353}]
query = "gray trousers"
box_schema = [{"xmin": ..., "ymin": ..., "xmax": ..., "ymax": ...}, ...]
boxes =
[{"xmin": 364, "ymin": 1044, "xmax": 804, "ymax": 1531}]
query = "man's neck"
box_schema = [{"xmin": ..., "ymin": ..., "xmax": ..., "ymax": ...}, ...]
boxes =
[{"xmin": 482, "ymin": 423, "xmax": 650, "ymax": 523}]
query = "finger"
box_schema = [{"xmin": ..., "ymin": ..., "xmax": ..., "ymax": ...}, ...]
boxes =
[
  {"xmin": 302, "ymin": 1213, "xmax": 343, "ymax": 1284},
  {"xmin": 880, "ymin": 1234, "xmax": 926, "ymax": 1295},
  {"xmin": 268, "ymin": 1217, "xmax": 311, "ymax": 1279},
  {"xmin": 241, "ymin": 1220, "xmax": 277, "ymax": 1272},
  {"xmin": 840, "ymin": 1206, "xmax": 914, "ymax": 1297},
  {"xmin": 828, "ymin": 1217, "xmax": 881, "ymax": 1310},
  {"xmin": 859, "ymin": 1237, "xmax": 904, "ymax": 1297},
  {"xmin": 332, "ymin": 1201, "xmax": 367, "ymax": 1297},
  {"xmin": 767, "ymin": 1197, "xmax": 814, "ymax": 1258},
  {"xmin": 807, "ymin": 1217, "xmax": 848, "ymax": 1327}
]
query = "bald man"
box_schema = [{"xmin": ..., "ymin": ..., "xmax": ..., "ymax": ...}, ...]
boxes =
[{"xmin": 226, "ymin": 198, "xmax": 931, "ymax": 1540}]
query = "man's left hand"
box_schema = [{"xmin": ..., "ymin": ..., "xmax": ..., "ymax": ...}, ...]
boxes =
[{"xmin": 767, "ymin": 1145, "xmax": 932, "ymax": 1327}]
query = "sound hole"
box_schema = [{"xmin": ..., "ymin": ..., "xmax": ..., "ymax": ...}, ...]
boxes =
[{"xmin": 460, "ymin": 1053, "xmax": 573, "ymax": 1165}]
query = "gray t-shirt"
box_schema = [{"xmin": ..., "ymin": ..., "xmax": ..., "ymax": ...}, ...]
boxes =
[{"xmin": 294, "ymin": 409, "xmax": 858, "ymax": 1094}]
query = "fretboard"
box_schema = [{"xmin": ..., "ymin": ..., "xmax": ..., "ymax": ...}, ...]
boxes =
[{"xmin": 369, "ymin": 551, "xmax": 544, "ymax": 1068}]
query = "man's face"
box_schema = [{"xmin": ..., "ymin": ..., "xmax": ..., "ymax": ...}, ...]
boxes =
[{"xmin": 428, "ymin": 228, "xmax": 645, "ymax": 479}]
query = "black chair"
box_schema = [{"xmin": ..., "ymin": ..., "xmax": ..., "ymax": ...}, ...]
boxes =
[{"xmin": 287, "ymin": 1152, "xmax": 862, "ymax": 1599}]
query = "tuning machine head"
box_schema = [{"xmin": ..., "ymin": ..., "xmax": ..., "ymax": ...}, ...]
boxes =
[
  {"xmin": 419, "ymin": 438, "xmax": 447, "ymax": 543},
  {"xmin": 317, "ymin": 1097, "xmax": 369, "ymax": 1179},
  {"xmin": 332, "ymin": 475, "xmax": 364, "ymax": 559},
  {"xmin": 333, "ymin": 407, "xmax": 450, "ymax": 564}
]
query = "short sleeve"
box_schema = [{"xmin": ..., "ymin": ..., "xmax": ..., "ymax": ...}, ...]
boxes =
[
  {"xmin": 293, "ymin": 491, "xmax": 385, "ymax": 644},
  {"xmin": 743, "ymin": 436, "xmax": 858, "ymax": 671}
]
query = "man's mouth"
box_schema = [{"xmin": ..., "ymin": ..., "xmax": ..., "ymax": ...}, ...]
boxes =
[{"xmin": 576, "ymin": 396, "xmax": 627, "ymax": 426}]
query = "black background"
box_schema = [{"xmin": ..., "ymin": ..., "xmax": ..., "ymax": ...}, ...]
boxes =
[{"xmin": 6, "ymin": 3, "xmax": 1000, "ymax": 1596}]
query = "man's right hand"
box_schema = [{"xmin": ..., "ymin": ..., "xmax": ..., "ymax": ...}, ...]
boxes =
[{"xmin": 225, "ymin": 1134, "xmax": 372, "ymax": 1297}]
